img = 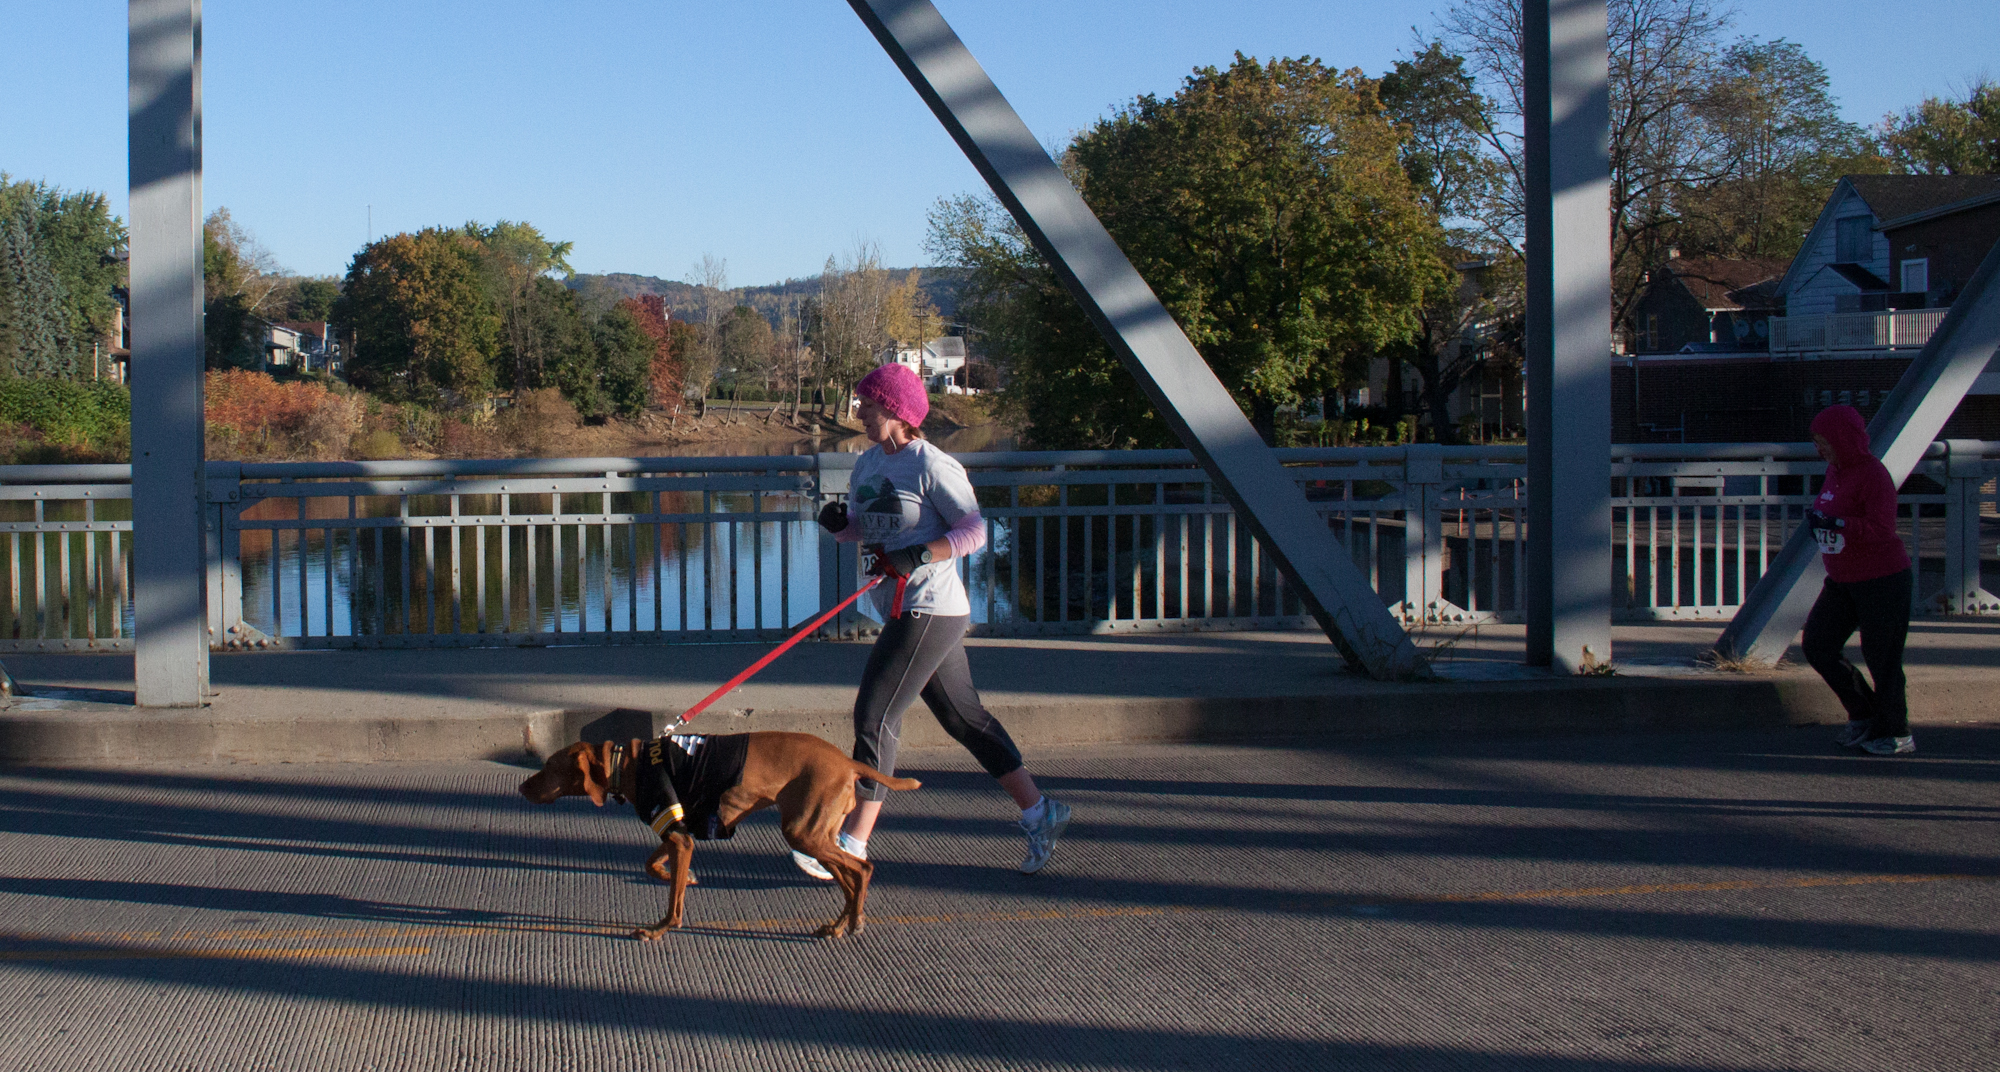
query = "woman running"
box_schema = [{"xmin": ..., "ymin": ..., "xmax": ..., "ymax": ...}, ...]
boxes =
[
  {"xmin": 795, "ymin": 363, "xmax": 1071, "ymax": 875},
  {"xmin": 1802, "ymin": 404, "xmax": 1916, "ymax": 755}
]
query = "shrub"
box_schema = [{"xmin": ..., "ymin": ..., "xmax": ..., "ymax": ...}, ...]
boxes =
[
  {"xmin": 349, "ymin": 428, "xmax": 403, "ymax": 460},
  {"xmin": 0, "ymin": 378, "xmax": 130, "ymax": 453},
  {"xmin": 494, "ymin": 388, "xmax": 579, "ymax": 456},
  {"xmin": 205, "ymin": 368, "xmax": 363, "ymax": 460}
]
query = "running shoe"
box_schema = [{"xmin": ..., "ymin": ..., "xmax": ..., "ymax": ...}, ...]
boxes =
[
  {"xmin": 1860, "ymin": 735, "xmax": 1916, "ymax": 756},
  {"xmin": 1835, "ymin": 720, "xmax": 1872, "ymax": 748},
  {"xmin": 791, "ymin": 849, "xmax": 834, "ymax": 880},
  {"xmin": 1018, "ymin": 797, "xmax": 1072, "ymax": 874}
]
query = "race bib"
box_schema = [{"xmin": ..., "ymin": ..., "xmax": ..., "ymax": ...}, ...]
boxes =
[{"xmin": 1814, "ymin": 528, "xmax": 1845, "ymax": 555}]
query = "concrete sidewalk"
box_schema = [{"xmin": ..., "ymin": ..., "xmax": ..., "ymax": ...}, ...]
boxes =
[
  {"xmin": 4, "ymin": 729, "xmax": 1997, "ymax": 1070},
  {"xmin": 3, "ymin": 620, "xmax": 1996, "ymax": 764}
]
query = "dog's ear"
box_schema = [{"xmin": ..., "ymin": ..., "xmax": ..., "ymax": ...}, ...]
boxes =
[{"xmin": 580, "ymin": 743, "xmax": 609, "ymax": 806}]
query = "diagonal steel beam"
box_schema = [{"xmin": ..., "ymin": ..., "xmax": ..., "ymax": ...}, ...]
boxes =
[
  {"xmin": 846, "ymin": 0, "xmax": 1424, "ymax": 679},
  {"xmin": 1718, "ymin": 236, "xmax": 2000, "ymax": 663}
]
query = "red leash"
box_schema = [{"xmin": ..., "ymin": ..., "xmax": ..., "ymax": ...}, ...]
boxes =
[{"xmin": 669, "ymin": 576, "xmax": 883, "ymax": 729}]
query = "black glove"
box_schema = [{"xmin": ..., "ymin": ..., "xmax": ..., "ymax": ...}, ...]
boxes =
[
  {"xmin": 1806, "ymin": 509, "xmax": 1845, "ymax": 533},
  {"xmin": 817, "ymin": 500, "xmax": 848, "ymax": 533},
  {"xmin": 864, "ymin": 543, "xmax": 929, "ymax": 577}
]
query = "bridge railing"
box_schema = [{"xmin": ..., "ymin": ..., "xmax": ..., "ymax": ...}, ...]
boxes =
[{"xmin": 2, "ymin": 443, "xmax": 1994, "ymax": 652}]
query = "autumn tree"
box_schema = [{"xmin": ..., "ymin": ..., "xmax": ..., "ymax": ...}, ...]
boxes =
[
  {"xmin": 620, "ymin": 294, "xmax": 682, "ymax": 412},
  {"xmin": 1880, "ymin": 80, "xmax": 2000, "ymax": 175},
  {"xmin": 931, "ymin": 54, "xmax": 1445, "ymax": 447}
]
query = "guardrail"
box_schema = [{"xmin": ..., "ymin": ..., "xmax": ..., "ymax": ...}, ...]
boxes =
[
  {"xmin": 1769, "ymin": 309, "xmax": 1947, "ymax": 353},
  {"xmin": 2, "ymin": 443, "xmax": 1995, "ymax": 652}
]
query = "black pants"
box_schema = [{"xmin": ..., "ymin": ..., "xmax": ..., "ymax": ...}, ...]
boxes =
[
  {"xmin": 852, "ymin": 612, "xmax": 1023, "ymax": 802},
  {"xmin": 1801, "ymin": 568, "xmax": 1912, "ymax": 737}
]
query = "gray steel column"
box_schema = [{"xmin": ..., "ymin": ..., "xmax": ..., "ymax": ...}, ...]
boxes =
[
  {"xmin": 846, "ymin": 0, "xmax": 1424, "ymax": 678},
  {"xmin": 1523, "ymin": 0, "xmax": 1613, "ymax": 672},
  {"xmin": 1718, "ymin": 237, "xmax": 2000, "ymax": 663},
  {"xmin": 129, "ymin": 0, "xmax": 209, "ymax": 706}
]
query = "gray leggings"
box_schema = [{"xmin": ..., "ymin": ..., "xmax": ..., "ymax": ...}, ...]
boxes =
[{"xmin": 852, "ymin": 612, "xmax": 1023, "ymax": 802}]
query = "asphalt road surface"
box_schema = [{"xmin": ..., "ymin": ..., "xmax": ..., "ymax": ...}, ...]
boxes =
[{"xmin": 2, "ymin": 725, "xmax": 1995, "ymax": 1071}]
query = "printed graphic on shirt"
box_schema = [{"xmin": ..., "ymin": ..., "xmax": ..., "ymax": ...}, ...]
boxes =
[{"xmin": 854, "ymin": 476, "xmax": 922, "ymax": 545}]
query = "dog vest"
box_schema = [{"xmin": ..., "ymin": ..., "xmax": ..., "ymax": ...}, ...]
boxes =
[{"xmin": 631, "ymin": 733, "xmax": 751, "ymax": 841}]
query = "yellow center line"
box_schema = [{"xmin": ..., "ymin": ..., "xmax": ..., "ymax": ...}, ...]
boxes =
[
  {"xmin": 1430, "ymin": 872, "xmax": 1995, "ymax": 904},
  {"xmin": 0, "ymin": 946, "xmax": 430, "ymax": 963}
]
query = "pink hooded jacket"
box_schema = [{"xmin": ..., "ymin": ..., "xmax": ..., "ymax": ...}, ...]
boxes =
[{"xmin": 1809, "ymin": 405, "xmax": 1910, "ymax": 583}]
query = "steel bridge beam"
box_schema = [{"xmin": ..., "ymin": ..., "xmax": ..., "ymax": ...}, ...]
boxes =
[
  {"xmin": 846, "ymin": 0, "xmax": 1424, "ymax": 678},
  {"xmin": 1719, "ymin": 237, "xmax": 2000, "ymax": 663},
  {"xmin": 129, "ymin": 0, "xmax": 210, "ymax": 706},
  {"xmin": 1524, "ymin": 0, "xmax": 1613, "ymax": 673}
]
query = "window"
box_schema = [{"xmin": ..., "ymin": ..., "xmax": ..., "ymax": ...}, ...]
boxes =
[
  {"xmin": 1835, "ymin": 216, "xmax": 1872, "ymax": 262},
  {"xmin": 1902, "ymin": 258, "xmax": 1929, "ymax": 293},
  {"xmin": 1645, "ymin": 314, "xmax": 1659, "ymax": 351}
]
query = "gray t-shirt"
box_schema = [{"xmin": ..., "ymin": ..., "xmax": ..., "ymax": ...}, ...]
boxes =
[{"xmin": 850, "ymin": 440, "xmax": 978, "ymax": 619}]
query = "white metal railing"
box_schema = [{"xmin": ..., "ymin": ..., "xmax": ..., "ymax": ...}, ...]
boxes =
[
  {"xmin": 1770, "ymin": 309, "xmax": 1947, "ymax": 353},
  {"xmin": 2, "ymin": 444, "xmax": 1995, "ymax": 652}
]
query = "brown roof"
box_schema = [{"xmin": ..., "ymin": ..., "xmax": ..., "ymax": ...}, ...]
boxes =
[
  {"xmin": 1664, "ymin": 256, "xmax": 1787, "ymax": 311},
  {"xmin": 1845, "ymin": 175, "xmax": 2000, "ymax": 226}
]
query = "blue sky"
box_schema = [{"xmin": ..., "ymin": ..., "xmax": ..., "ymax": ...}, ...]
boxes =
[{"xmin": 5, "ymin": 1, "xmax": 1995, "ymax": 285}]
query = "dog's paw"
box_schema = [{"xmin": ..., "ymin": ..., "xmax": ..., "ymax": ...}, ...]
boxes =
[{"xmin": 813, "ymin": 921, "xmax": 850, "ymax": 939}]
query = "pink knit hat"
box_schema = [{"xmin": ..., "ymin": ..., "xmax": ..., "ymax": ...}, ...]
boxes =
[{"xmin": 856, "ymin": 364, "xmax": 929, "ymax": 428}]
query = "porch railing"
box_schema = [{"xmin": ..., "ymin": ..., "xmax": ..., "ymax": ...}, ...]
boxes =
[
  {"xmin": 2, "ymin": 443, "xmax": 1994, "ymax": 652},
  {"xmin": 1769, "ymin": 309, "xmax": 1947, "ymax": 353}
]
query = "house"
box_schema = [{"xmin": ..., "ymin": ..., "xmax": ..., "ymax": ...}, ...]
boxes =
[
  {"xmin": 1628, "ymin": 254, "xmax": 1784, "ymax": 354},
  {"xmin": 271, "ymin": 320, "xmax": 343, "ymax": 376},
  {"xmin": 1774, "ymin": 175, "xmax": 2000, "ymax": 329},
  {"xmin": 882, "ymin": 335, "xmax": 969, "ymax": 388},
  {"xmin": 1614, "ymin": 175, "xmax": 2000, "ymax": 442}
]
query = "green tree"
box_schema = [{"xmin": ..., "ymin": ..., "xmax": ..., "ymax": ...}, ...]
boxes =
[
  {"xmin": 931, "ymin": 54, "xmax": 1445, "ymax": 447},
  {"xmin": 1880, "ymin": 79, "xmax": 2000, "ymax": 175},
  {"xmin": 0, "ymin": 176, "xmax": 124, "ymax": 379},
  {"xmin": 336, "ymin": 228, "xmax": 500, "ymax": 401},
  {"xmin": 717, "ymin": 303, "xmax": 774, "ymax": 391},
  {"xmin": 466, "ymin": 220, "xmax": 574, "ymax": 391},
  {"xmin": 1680, "ymin": 39, "xmax": 1882, "ymax": 259},
  {"xmin": 204, "ymin": 208, "xmax": 287, "ymax": 369},
  {"xmin": 1379, "ymin": 43, "xmax": 1515, "ymax": 438},
  {"xmin": 0, "ymin": 197, "xmax": 75, "ymax": 378},
  {"xmin": 287, "ymin": 277, "xmax": 341, "ymax": 322}
]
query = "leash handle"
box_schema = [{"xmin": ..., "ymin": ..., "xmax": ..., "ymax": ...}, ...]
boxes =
[{"xmin": 670, "ymin": 576, "xmax": 883, "ymax": 729}]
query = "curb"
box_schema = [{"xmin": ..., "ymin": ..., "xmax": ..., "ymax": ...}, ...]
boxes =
[{"xmin": 0, "ymin": 671, "xmax": 1890, "ymax": 767}]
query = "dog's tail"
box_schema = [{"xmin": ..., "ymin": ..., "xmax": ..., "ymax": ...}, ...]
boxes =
[{"xmin": 851, "ymin": 761, "xmax": 921, "ymax": 791}]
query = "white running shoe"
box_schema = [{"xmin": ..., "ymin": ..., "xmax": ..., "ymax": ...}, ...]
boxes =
[
  {"xmin": 1860, "ymin": 735, "xmax": 1915, "ymax": 756},
  {"xmin": 1018, "ymin": 798, "xmax": 1072, "ymax": 874},
  {"xmin": 791, "ymin": 849, "xmax": 833, "ymax": 880}
]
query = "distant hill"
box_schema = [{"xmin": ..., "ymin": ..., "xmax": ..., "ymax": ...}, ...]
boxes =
[{"xmin": 570, "ymin": 268, "xmax": 965, "ymax": 327}]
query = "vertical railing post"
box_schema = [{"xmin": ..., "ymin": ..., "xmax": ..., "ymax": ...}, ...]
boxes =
[
  {"xmin": 815, "ymin": 453, "xmax": 860, "ymax": 638},
  {"xmin": 1940, "ymin": 440, "xmax": 1997, "ymax": 613},
  {"xmin": 129, "ymin": 0, "xmax": 209, "ymax": 704},
  {"xmin": 1400, "ymin": 445, "xmax": 1445, "ymax": 622},
  {"xmin": 204, "ymin": 461, "xmax": 241, "ymax": 646}
]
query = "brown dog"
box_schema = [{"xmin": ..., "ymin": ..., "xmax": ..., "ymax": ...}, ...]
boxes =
[{"xmin": 518, "ymin": 731, "xmax": 919, "ymax": 939}]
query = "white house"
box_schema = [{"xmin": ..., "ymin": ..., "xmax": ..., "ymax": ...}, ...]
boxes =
[{"xmin": 882, "ymin": 336, "xmax": 969, "ymax": 388}]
